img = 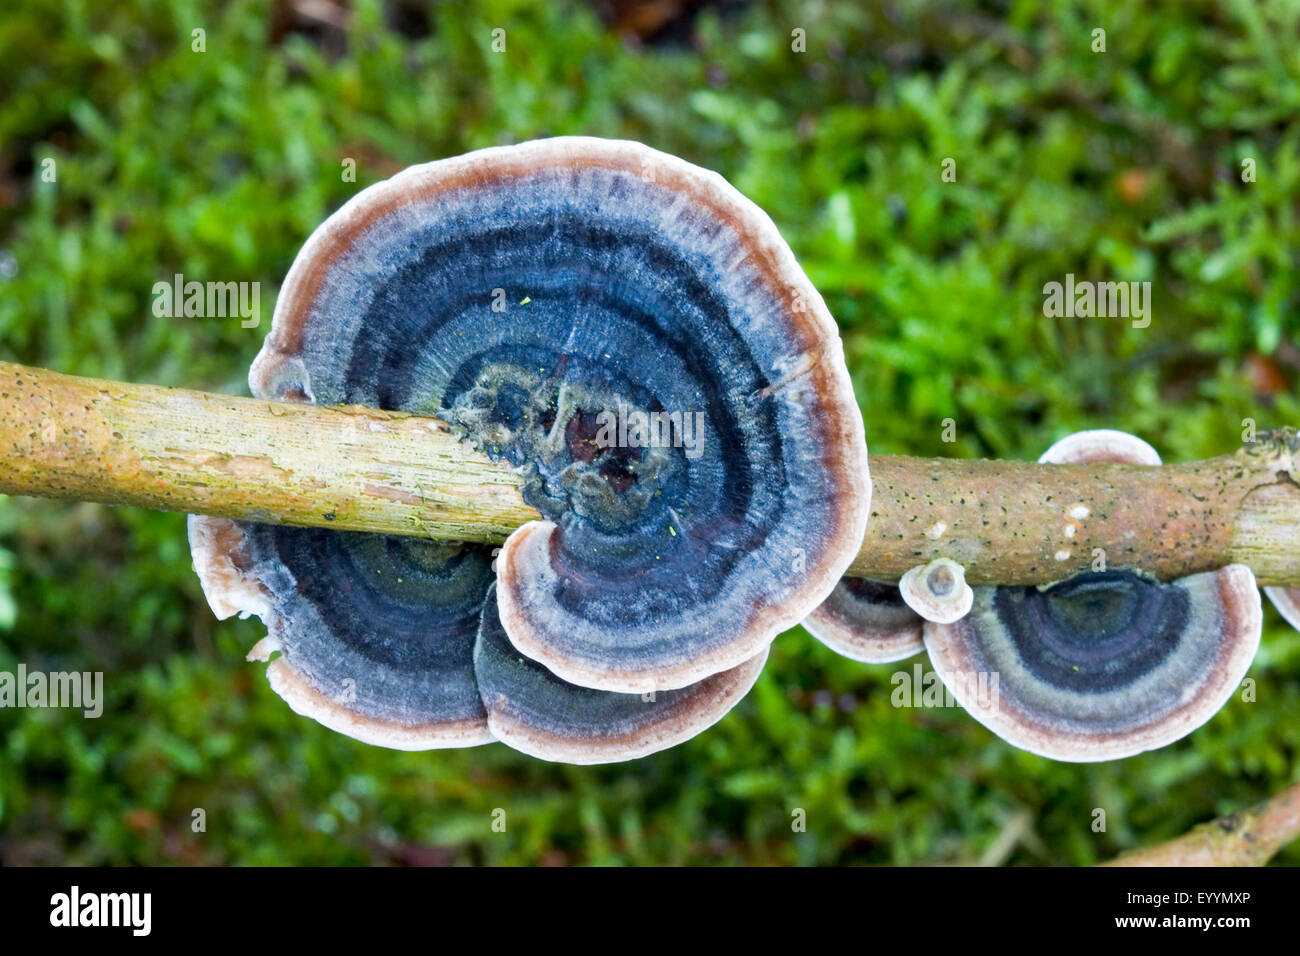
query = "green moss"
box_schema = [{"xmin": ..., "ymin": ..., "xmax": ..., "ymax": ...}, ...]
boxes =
[{"xmin": 1, "ymin": 0, "xmax": 1298, "ymax": 865}]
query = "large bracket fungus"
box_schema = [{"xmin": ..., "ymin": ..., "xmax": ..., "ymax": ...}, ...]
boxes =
[
  {"xmin": 184, "ymin": 139, "xmax": 1268, "ymax": 768},
  {"xmin": 190, "ymin": 137, "xmax": 869, "ymax": 757},
  {"xmin": 923, "ymin": 430, "xmax": 1262, "ymax": 762}
]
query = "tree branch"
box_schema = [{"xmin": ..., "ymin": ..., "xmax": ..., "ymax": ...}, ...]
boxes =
[
  {"xmin": 3, "ymin": 361, "xmax": 1298, "ymax": 586},
  {"xmin": 1104, "ymin": 779, "xmax": 1300, "ymax": 866}
]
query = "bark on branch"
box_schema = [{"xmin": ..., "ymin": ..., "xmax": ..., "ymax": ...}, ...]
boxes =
[
  {"xmin": 3, "ymin": 361, "xmax": 1298, "ymax": 586},
  {"xmin": 1104, "ymin": 779, "xmax": 1300, "ymax": 866}
]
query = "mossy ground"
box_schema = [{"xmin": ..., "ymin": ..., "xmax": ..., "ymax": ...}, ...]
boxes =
[{"xmin": 1, "ymin": 0, "xmax": 1298, "ymax": 865}]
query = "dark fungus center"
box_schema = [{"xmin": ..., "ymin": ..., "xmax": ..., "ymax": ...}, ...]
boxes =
[
  {"xmin": 927, "ymin": 564, "xmax": 955, "ymax": 597},
  {"xmin": 564, "ymin": 408, "xmax": 642, "ymax": 493},
  {"xmin": 444, "ymin": 359, "xmax": 687, "ymax": 534},
  {"xmin": 997, "ymin": 569, "xmax": 1186, "ymax": 691}
]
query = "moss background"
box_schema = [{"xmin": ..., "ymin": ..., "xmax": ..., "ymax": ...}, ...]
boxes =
[{"xmin": 1, "ymin": 0, "xmax": 1298, "ymax": 865}]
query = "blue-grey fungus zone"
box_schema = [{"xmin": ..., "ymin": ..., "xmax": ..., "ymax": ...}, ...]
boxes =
[
  {"xmin": 474, "ymin": 584, "xmax": 767, "ymax": 764},
  {"xmin": 248, "ymin": 137, "xmax": 870, "ymax": 696},
  {"xmin": 802, "ymin": 577, "xmax": 924, "ymax": 663},
  {"xmin": 923, "ymin": 566, "xmax": 1261, "ymax": 762}
]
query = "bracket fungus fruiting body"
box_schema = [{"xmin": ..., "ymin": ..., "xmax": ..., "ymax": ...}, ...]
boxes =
[
  {"xmin": 799, "ymin": 525, "xmax": 978, "ymax": 665},
  {"xmin": 190, "ymin": 515, "xmax": 496, "ymax": 750},
  {"xmin": 802, "ymin": 577, "xmax": 925, "ymax": 663},
  {"xmin": 898, "ymin": 557, "xmax": 974, "ymax": 624},
  {"xmin": 190, "ymin": 136, "xmax": 870, "ymax": 758},
  {"xmin": 924, "ymin": 430, "xmax": 1262, "ymax": 761},
  {"xmin": 475, "ymin": 584, "xmax": 767, "ymax": 764},
  {"xmin": 1037, "ymin": 428, "xmax": 1162, "ymax": 467},
  {"xmin": 189, "ymin": 515, "xmax": 765, "ymax": 763},
  {"xmin": 1265, "ymin": 587, "xmax": 1300, "ymax": 632},
  {"xmin": 925, "ymin": 565, "xmax": 1261, "ymax": 762}
]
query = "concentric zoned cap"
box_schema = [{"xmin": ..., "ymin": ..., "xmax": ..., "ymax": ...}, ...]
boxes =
[
  {"xmin": 249, "ymin": 136, "xmax": 870, "ymax": 694},
  {"xmin": 189, "ymin": 512, "xmax": 767, "ymax": 762},
  {"xmin": 925, "ymin": 428, "xmax": 1261, "ymax": 761},
  {"xmin": 923, "ymin": 564, "xmax": 1261, "ymax": 761},
  {"xmin": 189, "ymin": 515, "xmax": 495, "ymax": 751}
]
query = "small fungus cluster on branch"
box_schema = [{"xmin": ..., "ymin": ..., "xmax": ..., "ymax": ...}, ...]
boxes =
[{"xmin": 804, "ymin": 429, "xmax": 1263, "ymax": 761}]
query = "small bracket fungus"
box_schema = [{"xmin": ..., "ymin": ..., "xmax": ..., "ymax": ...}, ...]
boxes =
[
  {"xmin": 802, "ymin": 577, "xmax": 924, "ymax": 663},
  {"xmin": 1037, "ymin": 428, "xmax": 1162, "ymax": 466},
  {"xmin": 1264, "ymin": 586, "xmax": 1300, "ymax": 632},
  {"xmin": 898, "ymin": 557, "xmax": 974, "ymax": 624},
  {"xmin": 190, "ymin": 137, "xmax": 869, "ymax": 756},
  {"xmin": 925, "ymin": 429, "xmax": 1262, "ymax": 761}
]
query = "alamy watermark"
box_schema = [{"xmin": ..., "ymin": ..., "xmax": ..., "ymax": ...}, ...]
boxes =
[
  {"xmin": 152, "ymin": 273, "xmax": 260, "ymax": 328},
  {"xmin": 1043, "ymin": 273, "xmax": 1151, "ymax": 328},
  {"xmin": 594, "ymin": 402, "xmax": 706, "ymax": 460},
  {"xmin": 50, "ymin": 886, "xmax": 150, "ymax": 936},
  {"xmin": 1, "ymin": 664, "xmax": 103, "ymax": 717},
  {"xmin": 891, "ymin": 663, "xmax": 1000, "ymax": 710}
]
